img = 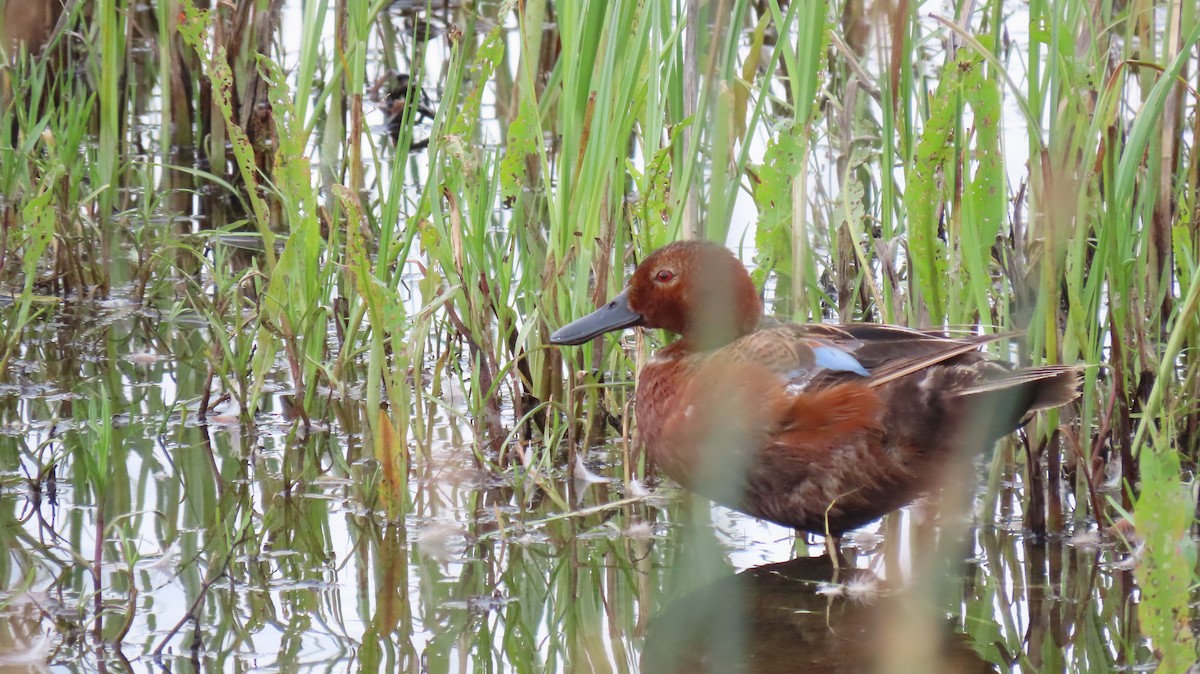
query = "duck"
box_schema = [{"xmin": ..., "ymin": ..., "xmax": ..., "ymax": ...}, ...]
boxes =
[{"xmin": 550, "ymin": 240, "xmax": 1081, "ymax": 535}]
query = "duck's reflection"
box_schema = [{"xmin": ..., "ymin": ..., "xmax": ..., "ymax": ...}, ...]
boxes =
[{"xmin": 643, "ymin": 555, "xmax": 997, "ymax": 674}]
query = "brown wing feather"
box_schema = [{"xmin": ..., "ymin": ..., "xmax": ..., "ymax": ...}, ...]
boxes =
[
  {"xmin": 862, "ymin": 333, "xmax": 1019, "ymax": 388},
  {"xmin": 718, "ymin": 326, "xmax": 818, "ymax": 374},
  {"xmin": 729, "ymin": 322, "xmax": 1024, "ymax": 390}
]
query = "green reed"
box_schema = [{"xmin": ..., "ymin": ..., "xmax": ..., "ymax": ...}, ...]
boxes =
[
  {"xmin": 94, "ymin": 0, "xmax": 126, "ymax": 223},
  {"xmin": 0, "ymin": 55, "xmax": 91, "ymax": 366}
]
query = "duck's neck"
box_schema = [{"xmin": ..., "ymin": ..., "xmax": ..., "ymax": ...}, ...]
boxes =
[
  {"xmin": 680, "ymin": 271, "xmax": 762, "ymax": 350},
  {"xmin": 678, "ymin": 310, "xmax": 761, "ymax": 352}
]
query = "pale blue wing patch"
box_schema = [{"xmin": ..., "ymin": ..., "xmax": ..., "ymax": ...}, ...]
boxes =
[{"xmin": 812, "ymin": 345, "xmax": 870, "ymax": 377}]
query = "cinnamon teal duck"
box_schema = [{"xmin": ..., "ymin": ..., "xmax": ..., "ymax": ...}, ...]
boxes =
[{"xmin": 551, "ymin": 240, "xmax": 1081, "ymax": 535}]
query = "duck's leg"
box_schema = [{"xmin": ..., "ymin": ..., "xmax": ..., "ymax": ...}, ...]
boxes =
[
  {"xmin": 821, "ymin": 501, "xmax": 848, "ymax": 574},
  {"xmin": 825, "ymin": 534, "xmax": 846, "ymax": 579}
]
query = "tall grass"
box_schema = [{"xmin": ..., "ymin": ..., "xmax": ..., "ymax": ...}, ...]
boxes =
[{"xmin": 2, "ymin": 0, "xmax": 1200, "ymax": 668}]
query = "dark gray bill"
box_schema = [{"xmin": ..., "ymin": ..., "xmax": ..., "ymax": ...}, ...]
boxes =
[{"xmin": 549, "ymin": 289, "xmax": 644, "ymax": 345}]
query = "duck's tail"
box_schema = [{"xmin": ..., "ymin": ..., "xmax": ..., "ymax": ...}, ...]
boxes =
[
  {"xmin": 956, "ymin": 365, "xmax": 1084, "ymax": 441},
  {"xmin": 959, "ymin": 365, "xmax": 1083, "ymax": 411}
]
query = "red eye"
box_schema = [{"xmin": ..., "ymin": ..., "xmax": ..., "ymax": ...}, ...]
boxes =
[{"xmin": 655, "ymin": 269, "xmax": 675, "ymax": 283}]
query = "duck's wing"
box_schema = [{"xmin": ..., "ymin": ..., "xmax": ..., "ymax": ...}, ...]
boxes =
[
  {"xmin": 717, "ymin": 325, "xmax": 870, "ymax": 386},
  {"xmin": 723, "ymin": 322, "xmax": 1018, "ymax": 391},
  {"xmin": 855, "ymin": 332, "xmax": 1017, "ymax": 388}
]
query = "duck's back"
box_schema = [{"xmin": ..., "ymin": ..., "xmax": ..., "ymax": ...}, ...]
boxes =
[{"xmin": 635, "ymin": 322, "xmax": 1081, "ymax": 534}]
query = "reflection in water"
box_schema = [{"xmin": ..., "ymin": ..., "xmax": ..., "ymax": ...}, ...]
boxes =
[{"xmin": 643, "ymin": 555, "xmax": 996, "ymax": 674}]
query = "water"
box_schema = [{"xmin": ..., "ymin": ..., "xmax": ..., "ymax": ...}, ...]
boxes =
[{"xmin": 0, "ymin": 306, "xmax": 1149, "ymax": 669}]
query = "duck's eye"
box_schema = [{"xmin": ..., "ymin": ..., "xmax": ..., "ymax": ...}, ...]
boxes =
[{"xmin": 655, "ymin": 269, "xmax": 675, "ymax": 283}]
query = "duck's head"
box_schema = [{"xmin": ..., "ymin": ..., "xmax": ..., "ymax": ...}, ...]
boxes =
[{"xmin": 550, "ymin": 240, "xmax": 763, "ymax": 349}]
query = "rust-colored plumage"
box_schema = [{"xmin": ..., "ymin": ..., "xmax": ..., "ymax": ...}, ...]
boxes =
[{"xmin": 551, "ymin": 241, "xmax": 1082, "ymax": 535}]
